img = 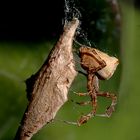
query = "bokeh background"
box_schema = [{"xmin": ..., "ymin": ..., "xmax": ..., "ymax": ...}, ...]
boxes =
[{"xmin": 0, "ymin": 0, "xmax": 140, "ymax": 140}]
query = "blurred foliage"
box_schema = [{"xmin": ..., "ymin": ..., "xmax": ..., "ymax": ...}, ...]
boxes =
[{"xmin": 0, "ymin": 0, "xmax": 140, "ymax": 140}]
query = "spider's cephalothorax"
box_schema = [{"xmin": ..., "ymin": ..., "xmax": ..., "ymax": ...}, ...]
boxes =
[
  {"xmin": 79, "ymin": 46, "xmax": 119, "ymax": 80},
  {"xmin": 75, "ymin": 46, "xmax": 119, "ymax": 126}
]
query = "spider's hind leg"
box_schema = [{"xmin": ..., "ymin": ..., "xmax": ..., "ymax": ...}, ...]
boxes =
[{"xmin": 96, "ymin": 92, "xmax": 117, "ymax": 117}]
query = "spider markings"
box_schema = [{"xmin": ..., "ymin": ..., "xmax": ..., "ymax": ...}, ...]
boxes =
[{"xmin": 76, "ymin": 46, "xmax": 119, "ymax": 126}]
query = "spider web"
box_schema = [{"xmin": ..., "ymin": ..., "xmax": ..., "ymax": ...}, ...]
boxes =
[{"xmin": 63, "ymin": 0, "xmax": 92, "ymax": 47}]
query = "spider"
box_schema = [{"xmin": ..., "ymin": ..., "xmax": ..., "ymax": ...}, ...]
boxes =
[{"xmin": 75, "ymin": 45, "xmax": 119, "ymax": 126}]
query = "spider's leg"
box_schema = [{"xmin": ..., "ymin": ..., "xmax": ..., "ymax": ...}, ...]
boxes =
[
  {"xmin": 72, "ymin": 91, "xmax": 97, "ymax": 126},
  {"xmin": 77, "ymin": 70, "xmax": 87, "ymax": 76},
  {"xmin": 77, "ymin": 75, "xmax": 99, "ymax": 126},
  {"xmin": 96, "ymin": 92, "xmax": 117, "ymax": 117},
  {"xmin": 56, "ymin": 119, "xmax": 78, "ymax": 125},
  {"xmin": 75, "ymin": 100, "xmax": 91, "ymax": 106},
  {"xmin": 70, "ymin": 91, "xmax": 90, "ymax": 106},
  {"xmin": 77, "ymin": 112, "xmax": 95, "ymax": 126},
  {"xmin": 73, "ymin": 91, "xmax": 89, "ymax": 96}
]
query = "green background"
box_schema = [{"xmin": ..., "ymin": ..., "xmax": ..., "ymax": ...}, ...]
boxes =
[{"xmin": 0, "ymin": 1, "xmax": 140, "ymax": 140}]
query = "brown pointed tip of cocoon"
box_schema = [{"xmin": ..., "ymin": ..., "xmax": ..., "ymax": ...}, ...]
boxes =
[{"xmin": 95, "ymin": 49, "xmax": 119, "ymax": 80}]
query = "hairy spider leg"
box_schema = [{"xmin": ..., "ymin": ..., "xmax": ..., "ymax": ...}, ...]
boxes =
[
  {"xmin": 73, "ymin": 91, "xmax": 90, "ymax": 96},
  {"xmin": 77, "ymin": 74, "xmax": 99, "ymax": 126},
  {"xmin": 96, "ymin": 92, "xmax": 117, "ymax": 117}
]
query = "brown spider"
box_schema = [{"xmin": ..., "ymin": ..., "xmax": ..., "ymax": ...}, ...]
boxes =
[{"xmin": 75, "ymin": 46, "xmax": 119, "ymax": 126}]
